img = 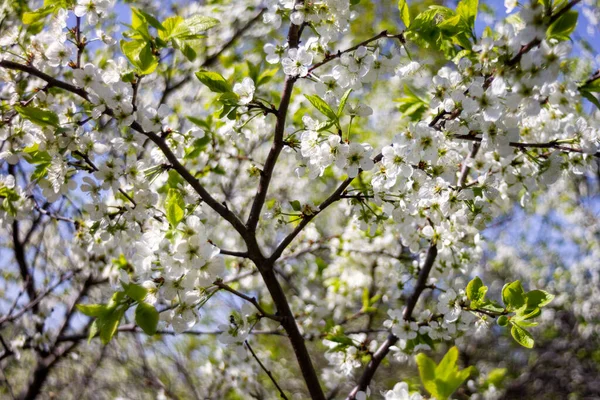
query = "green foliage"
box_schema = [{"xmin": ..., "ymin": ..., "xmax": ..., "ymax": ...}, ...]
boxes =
[
  {"xmin": 135, "ymin": 302, "xmax": 159, "ymax": 335},
  {"xmin": 22, "ymin": 5, "xmax": 54, "ymax": 25},
  {"xmin": 195, "ymin": 70, "xmax": 232, "ymax": 93},
  {"xmin": 121, "ymin": 8, "xmax": 219, "ymax": 72},
  {"xmin": 305, "ymin": 94, "xmax": 343, "ymax": 130},
  {"xmin": 246, "ymin": 62, "xmax": 279, "ymax": 88},
  {"xmin": 415, "ymin": 346, "xmax": 473, "ymax": 400},
  {"xmin": 360, "ymin": 287, "xmax": 381, "ymax": 313},
  {"xmin": 456, "ymin": 0, "xmax": 478, "ymax": 31},
  {"xmin": 337, "ymin": 89, "xmax": 353, "ymax": 117},
  {"xmin": 165, "ymin": 188, "xmax": 185, "ymax": 228},
  {"xmin": 465, "ymin": 276, "xmax": 488, "ymax": 307},
  {"xmin": 579, "ymin": 79, "xmax": 600, "ymax": 110},
  {"xmin": 483, "ymin": 368, "xmax": 508, "ymax": 389},
  {"xmin": 78, "ymin": 292, "xmax": 127, "ymax": 345},
  {"xmin": 404, "ymin": 0, "xmax": 478, "ymax": 57},
  {"xmin": 120, "ymin": 39, "xmax": 158, "ymax": 75},
  {"xmin": 123, "ymin": 283, "xmax": 148, "ymax": 302},
  {"xmin": 78, "ymin": 280, "xmax": 158, "ymax": 344},
  {"xmin": 15, "ymin": 105, "xmax": 60, "ymax": 127},
  {"xmin": 305, "ymin": 94, "xmax": 337, "ymax": 121},
  {"xmin": 75, "ymin": 304, "xmax": 107, "ymax": 317},
  {"xmin": 398, "ymin": 0, "xmax": 411, "ymax": 28},
  {"xmin": 289, "ymin": 200, "xmax": 302, "ymax": 212},
  {"xmin": 0, "ymin": 185, "xmax": 20, "ymax": 216},
  {"xmin": 547, "ymin": 10, "xmax": 578, "ymax": 41},
  {"xmin": 23, "ymin": 144, "xmax": 52, "ymax": 181},
  {"xmin": 465, "ymin": 277, "xmax": 554, "ymax": 348},
  {"xmin": 324, "ymin": 327, "xmax": 356, "ymax": 353},
  {"xmin": 501, "ymin": 280, "xmax": 525, "ymax": 310},
  {"xmin": 21, "ymin": 0, "xmax": 73, "ymax": 31},
  {"xmin": 158, "ymin": 15, "xmax": 219, "ymax": 61},
  {"xmin": 98, "ymin": 306, "xmax": 126, "ymax": 345},
  {"xmin": 396, "ymin": 84, "xmax": 428, "ymax": 121},
  {"xmin": 511, "ymin": 322, "xmax": 535, "ymax": 348}
]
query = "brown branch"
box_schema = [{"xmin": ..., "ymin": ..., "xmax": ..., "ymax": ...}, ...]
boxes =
[
  {"xmin": 253, "ymin": 264, "xmax": 325, "ymax": 400},
  {"xmin": 245, "ymin": 5, "xmax": 305, "ymax": 233},
  {"xmin": 583, "ymin": 69, "xmax": 600, "ymax": 86},
  {"xmin": 217, "ymin": 248, "xmax": 250, "ymax": 258},
  {"xmin": 11, "ymin": 220, "xmax": 38, "ymax": 315},
  {"xmin": 403, "ymin": 244, "xmax": 438, "ymax": 320},
  {"xmin": 507, "ymin": 0, "xmax": 582, "ymax": 66},
  {"xmin": 452, "ymin": 134, "xmax": 600, "ymax": 158},
  {"xmin": 269, "ymin": 176, "xmax": 354, "ymax": 262},
  {"xmin": 458, "ymin": 143, "xmax": 480, "ymax": 188},
  {"xmin": 346, "ymin": 244, "xmax": 438, "ymax": 399},
  {"xmin": 0, "ymin": 60, "xmax": 250, "ymax": 240},
  {"xmin": 0, "ymin": 60, "xmax": 89, "ymax": 100},
  {"xmin": 0, "ymin": 269, "xmax": 82, "ymax": 326},
  {"xmin": 308, "ymin": 30, "xmax": 404, "ymax": 74},
  {"xmin": 56, "ymin": 326, "xmax": 285, "ymax": 342}
]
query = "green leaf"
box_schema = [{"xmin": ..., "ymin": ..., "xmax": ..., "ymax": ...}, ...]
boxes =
[
  {"xmin": 398, "ymin": 0, "xmax": 411, "ymax": 28},
  {"xmin": 416, "ymin": 346, "xmax": 473, "ymax": 400},
  {"xmin": 547, "ymin": 10, "xmax": 578, "ymax": 41},
  {"xmin": 187, "ymin": 116, "xmax": 211, "ymax": 130},
  {"xmin": 581, "ymin": 78, "xmax": 600, "ymax": 92},
  {"xmin": 580, "ymin": 89, "xmax": 600, "ymax": 110},
  {"xmin": 305, "ymin": 94, "xmax": 337, "ymax": 121},
  {"xmin": 175, "ymin": 39, "xmax": 198, "ymax": 61},
  {"xmin": 416, "ymin": 353, "xmax": 437, "ymax": 392},
  {"xmin": 510, "ymin": 323, "xmax": 534, "ymax": 348},
  {"xmin": 88, "ymin": 319, "xmax": 100, "ymax": 343},
  {"xmin": 178, "ymin": 15, "xmax": 220, "ymax": 36},
  {"xmin": 22, "ymin": 5, "xmax": 54, "ymax": 25},
  {"xmin": 107, "ymin": 290, "xmax": 126, "ymax": 309},
  {"xmin": 435, "ymin": 346, "xmax": 459, "ymax": 380},
  {"xmin": 76, "ymin": 304, "xmax": 107, "ymax": 317},
  {"xmin": 337, "ymin": 89, "xmax": 353, "ymax": 117},
  {"xmin": 502, "ymin": 280, "xmax": 525, "ymax": 310},
  {"xmin": 515, "ymin": 306, "xmax": 541, "ymax": 321},
  {"xmin": 219, "ymin": 92, "xmax": 240, "ymax": 105},
  {"xmin": 15, "ymin": 105, "xmax": 59, "ymax": 127},
  {"xmin": 31, "ymin": 163, "xmax": 50, "ymax": 181},
  {"xmin": 133, "ymin": 8, "xmax": 165, "ymax": 31},
  {"xmin": 195, "ymin": 70, "xmax": 232, "ymax": 93},
  {"xmin": 457, "ymin": 0, "xmax": 478, "ymax": 30},
  {"xmin": 514, "ymin": 320, "xmax": 539, "ymax": 328},
  {"xmin": 289, "ymin": 200, "xmax": 302, "ymax": 212},
  {"xmin": 165, "ymin": 188, "xmax": 185, "ymax": 228},
  {"xmin": 99, "ymin": 307, "xmax": 125, "ymax": 345},
  {"xmin": 138, "ymin": 42, "xmax": 158, "ymax": 74},
  {"xmin": 120, "ymin": 39, "xmax": 158, "ymax": 75},
  {"xmin": 485, "ymin": 368, "xmax": 507, "ymax": 389},
  {"xmin": 525, "ymin": 290, "xmax": 554, "ymax": 309},
  {"xmin": 135, "ymin": 302, "xmax": 159, "ymax": 335},
  {"xmin": 185, "ymin": 136, "xmax": 211, "ymax": 159},
  {"xmin": 163, "ymin": 15, "xmax": 218, "ymax": 44},
  {"xmin": 257, "ymin": 68, "xmax": 279, "ymax": 87},
  {"xmin": 130, "ymin": 8, "xmax": 151, "ymax": 40},
  {"xmin": 124, "ymin": 283, "xmax": 148, "ymax": 302},
  {"xmin": 159, "ymin": 16, "xmax": 184, "ymax": 41},
  {"xmin": 466, "ymin": 276, "xmax": 487, "ymax": 306}
]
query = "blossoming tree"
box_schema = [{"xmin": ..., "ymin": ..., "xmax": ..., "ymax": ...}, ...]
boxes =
[{"xmin": 1, "ymin": 0, "xmax": 600, "ymax": 398}]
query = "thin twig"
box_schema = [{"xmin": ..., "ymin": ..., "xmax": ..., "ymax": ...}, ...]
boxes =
[
  {"xmin": 214, "ymin": 279, "xmax": 282, "ymax": 322},
  {"xmin": 245, "ymin": 340, "xmax": 289, "ymax": 400}
]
